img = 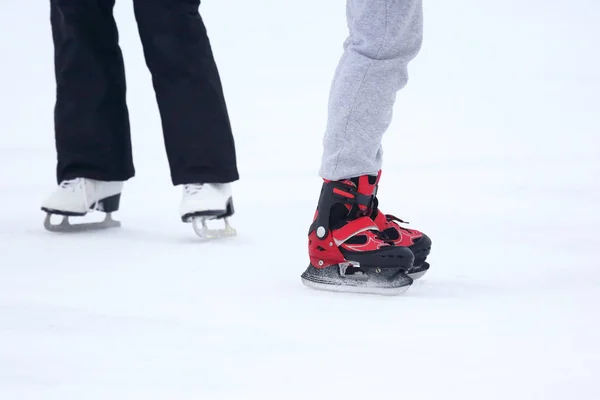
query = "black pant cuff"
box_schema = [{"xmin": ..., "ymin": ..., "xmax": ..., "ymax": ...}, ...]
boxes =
[{"xmin": 172, "ymin": 171, "xmax": 239, "ymax": 186}]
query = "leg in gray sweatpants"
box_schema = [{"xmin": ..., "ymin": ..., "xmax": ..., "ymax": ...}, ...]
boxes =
[{"xmin": 319, "ymin": 0, "xmax": 423, "ymax": 181}]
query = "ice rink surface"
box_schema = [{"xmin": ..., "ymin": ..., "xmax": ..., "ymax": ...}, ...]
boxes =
[{"xmin": 0, "ymin": 1, "xmax": 598, "ymax": 399}]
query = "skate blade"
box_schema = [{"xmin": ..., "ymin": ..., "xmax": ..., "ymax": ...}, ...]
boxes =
[
  {"xmin": 300, "ymin": 277, "xmax": 411, "ymax": 296},
  {"xmin": 407, "ymin": 261, "xmax": 430, "ymax": 281},
  {"xmin": 191, "ymin": 217, "xmax": 236, "ymax": 239},
  {"xmin": 300, "ymin": 262, "xmax": 413, "ymax": 296},
  {"xmin": 43, "ymin": 213, "xmax": 121, "ymax": 233},
  {"xmin": 407, "ymin": 270, "xmax": 428, "ymax": 281}
]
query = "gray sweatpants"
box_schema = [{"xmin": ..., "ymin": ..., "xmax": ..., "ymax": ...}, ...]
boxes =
[{"xmin": 319, "ymin": 0, "xmax": 423, "ymax": 180}]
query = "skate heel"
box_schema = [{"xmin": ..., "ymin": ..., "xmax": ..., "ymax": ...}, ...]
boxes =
[
  {"xmin": 183, "ymin": 197, "xmax": 236, "ymax": 239},
  {"xmin": 180, "ymin": 196, "xmax": 234, "ymax": 221},
  {"xmin": 223, "ymin": 197, "xmax": 234, "ymax": 218},
  {"xmin": 94, "ymin": 193, "xmax": 121, "ymax": 213}
]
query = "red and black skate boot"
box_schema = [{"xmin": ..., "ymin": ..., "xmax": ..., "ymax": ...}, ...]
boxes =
[
  {"xmin": 370, "ymin": 174, "xmax": 432, "ymax": 280},
  {"xmin": 301, "ymin": 175, "xmax": 414, "ymax": 295}
]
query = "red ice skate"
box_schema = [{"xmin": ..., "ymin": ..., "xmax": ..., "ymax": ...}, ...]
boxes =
[{"xmin": 301, "ymin": 175, "xmax": 414, "ymax": 295}]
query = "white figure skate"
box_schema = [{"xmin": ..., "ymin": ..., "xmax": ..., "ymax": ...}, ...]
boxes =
[
  {"xmin": 180, "ymin": 183, "xmax": 236, "ymax": 239},
  {"xmin": 41, "ymin": 178, "xmax": 124, "ymax": 232}
]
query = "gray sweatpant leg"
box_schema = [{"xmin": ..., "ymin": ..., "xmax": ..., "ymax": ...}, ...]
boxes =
[{"xmin": 319, "ymin": 0, "xmax": 423, "ymax": 181}]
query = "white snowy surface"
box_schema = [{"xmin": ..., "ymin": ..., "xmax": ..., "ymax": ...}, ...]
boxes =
[{"xmin": 1, "ymin": 1, "xmax": 599, "ymax": 399}]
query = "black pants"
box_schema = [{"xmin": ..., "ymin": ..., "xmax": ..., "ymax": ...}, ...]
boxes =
[{"xmin": 50, "ymin": 0, "xmax": 239, "ymax": 185}]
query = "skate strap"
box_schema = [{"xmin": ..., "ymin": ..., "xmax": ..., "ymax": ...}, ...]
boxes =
[
  {"xmin": 328, "ymin": 181, "xmax": 374, "ymax": 208},
  {"xmin": 310, "ymin": 180, "xmax": 376, "ymax": 237},
  {"xmin": 333, "ymin": 216, "xmax": 378, "ymax": 246}
]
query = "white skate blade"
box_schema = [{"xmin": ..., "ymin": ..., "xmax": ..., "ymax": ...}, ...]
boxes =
[
  {"xmin": 301, "ymin": 277, "xmax": 411, "ymax": 296},
  {"xmin": 191, "ymin": 217, "xmax": 236, "ymax": 239},
  {"xmin": 43, "ymin": 213, "xmax": 121, "ymax": 233}
]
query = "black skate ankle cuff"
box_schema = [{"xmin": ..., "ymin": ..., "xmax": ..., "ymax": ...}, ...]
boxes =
[{"xmin": 309, "ymin": 181, "xmax": 375, "ymax": 239}]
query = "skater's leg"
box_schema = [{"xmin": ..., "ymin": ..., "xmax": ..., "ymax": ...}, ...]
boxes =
[
  {"xmin": 51, "ymin": 0, "xmax": 134, "ymax": 183},
  {"xmin": 319, "ymin": 0, "xmax": 423, "ymax": 181},
  {"xmin": 133, "ymin": 0, "xmax": 239, "ymax": 185},
  {"xmin": 303, "ymin": 0, "xmax": 427, "ymax": 293},
  {"xmin": 316, "ymin": 0, "xmax": 432, "ymax": 278}
]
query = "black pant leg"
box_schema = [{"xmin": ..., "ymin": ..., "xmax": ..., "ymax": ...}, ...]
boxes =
[
  {"xmin": 133, "ymin": 0, "xmax": 239, "ymax": 185},
  {"xmin": 51, "ymin": 0, "xmax": 134, "ymax": 183}
]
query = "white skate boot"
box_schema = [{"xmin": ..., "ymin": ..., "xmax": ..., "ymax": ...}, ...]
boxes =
[
  {"xmin": 41, "ymin": 178, "xmax": 124, "ymax": 232},
  {"xmin": 180, "ymin": 183, "xmax": 236, "ymax": 239}
]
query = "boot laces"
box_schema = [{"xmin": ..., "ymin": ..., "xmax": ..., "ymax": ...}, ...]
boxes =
[
  {"xmin": 59, "ymin": 178, "xmax": 83, "ymax": 192},
  {"xmin": 373, "ymin": 229, "xmax": 395, "ymax": 244},
  {"xmin": 59, "ymin": 178, "xmax": 92, "ymax": 210},
  {"xmin": 183, "ymin": 183, "xmax": 204, "ymax": 196},
  {"xmin": 385, "ymin": 214, "xmax": 415, "ymax": 235},
  {"xmin": 386, "ymin": 214, "xmax": 410, "ymax": 224}
]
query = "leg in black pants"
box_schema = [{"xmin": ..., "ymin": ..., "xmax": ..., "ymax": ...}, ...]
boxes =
[
  {"xmin": 133, "ymin": 0, "xmax": 239, "ymax": 185},
  {"xmin": 51, "ymin": 0, "xmax": 238, "ymax": 186},
  {"xmin": 51, "ymin": 0, "xmax": 134, "ymax": 183}
]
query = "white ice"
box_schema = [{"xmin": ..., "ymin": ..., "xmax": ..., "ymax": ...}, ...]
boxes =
[{"xmin": 1, "ymin": 1, "xmax": 599, "ymax": 399}]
